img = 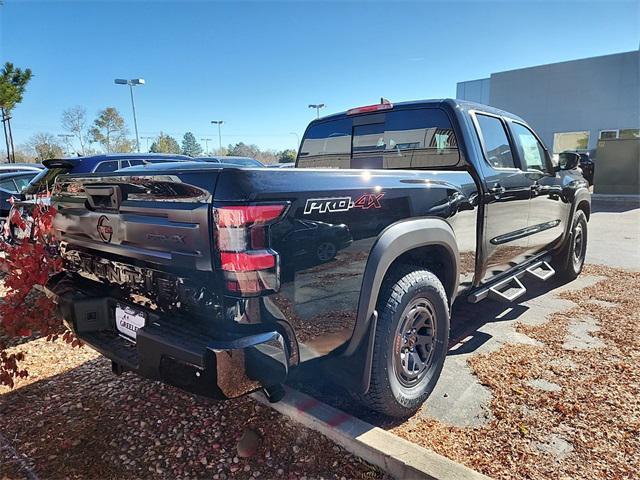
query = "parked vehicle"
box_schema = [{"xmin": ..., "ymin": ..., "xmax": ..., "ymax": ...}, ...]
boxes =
[
  {"xmin": 0, "ymin": 171, "xmax": 38, "ymax": 228},
  {"xmin": 572, "ymin": 151, "xmax": 595, "ymax": 186},
  {"xmin": 6, "ymin": 153, "xmax": 191, "ymax": 242},
  {"xmin": 45, "ymin": 99, "xmax": 590, "ymax": 417},
  {"xmin": 0, "ymin": 163, "xmax": 44, "ymax": 173},
  {"xmin": 267, "ymin": 162, "xmax": 295, "ymax": 168},
  {"xmin": 197, "ymin": 156, "xmax": 264, "ymax": 167}
]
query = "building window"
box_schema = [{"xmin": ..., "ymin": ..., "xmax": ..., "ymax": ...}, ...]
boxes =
[
  {"xmin": 552, "ymin": 131, "xmax": 589, "ymax": 154},
  {"xmin": 619, "ymin": 128, "xmax": 640, "ymax": 139},
  {"xmin": 599, "ymin": 130, "xmax": 619, "ymax": 140}
]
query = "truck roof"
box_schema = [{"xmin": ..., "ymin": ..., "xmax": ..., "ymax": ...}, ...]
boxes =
[{"xmin": 311, "ymin": 98, "xmax": 526, "ymax": 125}]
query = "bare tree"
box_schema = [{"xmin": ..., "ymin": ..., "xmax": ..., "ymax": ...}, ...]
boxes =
[
  {"xmin": 25, "ymin": 132, "xmax": 64, "ymax": 161},
  {"xmin": 61, "ymin": 105, "xmax": 89, "ymax": 155}
]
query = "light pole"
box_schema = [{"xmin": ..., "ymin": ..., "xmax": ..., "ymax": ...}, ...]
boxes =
[
  {"xmin": 58, "ymin": 134, "xmax": 74, "ymax": 155},
  {"xmin": 211, "ymin": 121, "xmax": 224, "ymax": 153},
  {"xmin": 308, "ymin": 103, "xmax": 325, "ymax": 118},
  {"xmin": 115, "ymin": 78, "xmax": 145, "ymax": 152},
  {"xmin": 200, "ymin": 137, "xmax": 212, "ymax": 155},
  {"xmin": 141, "ymin": 136, "xmax": 154, "ymax": 152},
  {"xmin": 289, "ymin": 132, "xmax": 300, "ymax": 150}
]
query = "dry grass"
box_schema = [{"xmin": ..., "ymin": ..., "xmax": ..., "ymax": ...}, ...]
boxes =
[{"xmin": 392, "ymin": 265, "xmax": 640, "ymax": 479}]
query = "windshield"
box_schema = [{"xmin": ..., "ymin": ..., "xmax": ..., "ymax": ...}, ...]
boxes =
[{"xmin": 23, "ymin": 167, "xmax": 70, "ymax": 195}]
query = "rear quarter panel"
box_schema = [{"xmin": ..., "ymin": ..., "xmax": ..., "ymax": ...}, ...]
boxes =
[{"xmin": 215, "ymin": 168, "xmax": 478, "ymax": 361}]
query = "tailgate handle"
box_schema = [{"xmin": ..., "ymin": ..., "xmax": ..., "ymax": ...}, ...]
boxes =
[{"xmin": 85, "ymin": 186, "xmax": 122, "ymax": 211}]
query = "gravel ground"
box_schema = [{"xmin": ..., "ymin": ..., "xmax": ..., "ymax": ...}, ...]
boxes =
[
  {"xmin": 0, "ymin": 330, "xmax": 384, "ymax": 480},
  {"xmin": 391, "ymin": 265, "xmax": 640, "ymax": 480}
]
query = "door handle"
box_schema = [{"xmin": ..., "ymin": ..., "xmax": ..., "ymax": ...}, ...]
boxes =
[{"xmin": 488, "ymin": 184, "xmax": 506, "ymax": 196}]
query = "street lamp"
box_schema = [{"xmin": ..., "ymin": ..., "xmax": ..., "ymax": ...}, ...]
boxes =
[
  {"xmin": 115, "ymin": 78, "xmax": 145, "ymax": 152},
  {"xmin": 210, "ymin": 121, "xmax": 224, "ymax": 152},
  {"xmin": 289, "ymin": 132, "xmax": 300, "ymax": 150},
  {"xmin": 308, "ymin": 103, "xmax": 325, "ymax": 118},
  {"xmin": 141, "ymin": 136, "xmax": 155, "ymax": 152},
  {"xmin": 200, "ymin": 137, "xmax": 212, "ymax": 155}
]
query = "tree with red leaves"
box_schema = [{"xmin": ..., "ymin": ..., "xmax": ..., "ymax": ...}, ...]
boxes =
[{"xmin": 0, "ymin": 200, "xmax": 79, "ymax": 388}]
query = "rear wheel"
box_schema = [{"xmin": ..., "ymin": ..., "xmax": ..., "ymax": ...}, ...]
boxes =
[
  {"xmin": 361, "ymin": 266, "xmax": 449, "ymax": 418},
  {"xmin": 554, "ymin": 209, "xmax": 588, "ymax": 281}
]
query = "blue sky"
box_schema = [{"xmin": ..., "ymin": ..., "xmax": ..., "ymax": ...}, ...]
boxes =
[{"xmin": 2, "ymin": 0, "xmax": 638, "ymax": 152}]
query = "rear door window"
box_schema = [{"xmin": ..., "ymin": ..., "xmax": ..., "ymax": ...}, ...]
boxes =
[
  {"xmin": 475, "ymin": 114, "xmax": 516, "ymax": 169},
  {"xmin": 0, "ymin": 179, "xmax": 17, "ymax": 192},
  {"xmin": 298, "ymin": 108, "xmax": 459, "ymax": 169},
  {"xmin": 94, "ymin": 161, "xmax": 119, "ymax": 172}
]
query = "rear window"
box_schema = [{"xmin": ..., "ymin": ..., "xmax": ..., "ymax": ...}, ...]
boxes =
[
  {"xmin": 297, "ymin": 108, "xmax": 459, "ymax": 169},
  {"xmin": 24, "ymin": 167, "xmax": 70, "ymax": 195}
]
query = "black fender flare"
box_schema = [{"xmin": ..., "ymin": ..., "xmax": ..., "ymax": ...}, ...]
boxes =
[
  {"xmin": 336, "ymin": 217, "xmax": 459, "ymax": 394},
  {"xmin": 559, "ymin": 187, "xmax": 591, "ymax": 252}
]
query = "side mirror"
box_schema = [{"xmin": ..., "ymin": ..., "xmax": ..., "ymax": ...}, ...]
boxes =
[{"xmin": 557, "ymin": 152, "xmax": 580, "ymax": 171}]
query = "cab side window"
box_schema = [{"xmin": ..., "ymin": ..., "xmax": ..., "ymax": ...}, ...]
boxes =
[
  {"xmin": 511, "ymin": 123, "xmax": 549, "ymax": 173},
  {"xmin": 94, "ymin": 161, "xmax": 119, "ymax": 172},
  {"xmin": 475, "ymin": 114, "xmax": 515, "ymax": 169}
]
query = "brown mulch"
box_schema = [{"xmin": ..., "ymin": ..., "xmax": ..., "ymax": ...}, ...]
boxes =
[
  {"xmin": 0, "ymin": 337, "xmax": 385, "ymax": 480},
  {"xmin": 391, "ymin": 265, "xmax": 640, "ymax": 480}
]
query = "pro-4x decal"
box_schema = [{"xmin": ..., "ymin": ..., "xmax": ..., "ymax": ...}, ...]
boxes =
[{"xmin": 304, "ymin": 193, "xmax": 384, "ymax": 215}]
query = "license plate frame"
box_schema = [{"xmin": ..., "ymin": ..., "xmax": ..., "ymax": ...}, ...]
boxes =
[{"xmin": 115, "ymin": 303, "xmax": 146, "ymax": 341}]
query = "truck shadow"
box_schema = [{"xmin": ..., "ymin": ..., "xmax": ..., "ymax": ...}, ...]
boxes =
[{"xmin": 290, "ymin": 275, "xmax": 575, "ymax": 428}]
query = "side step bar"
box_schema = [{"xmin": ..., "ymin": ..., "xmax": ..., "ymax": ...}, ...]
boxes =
[
  {"xmin": 468, "ymin": 259, "xmax": 555, "ymax": 304},
  {"xmin": 525, "ymin": 261, "xmax": 555, "ymax": 281},
  {"xmin": 488, "ymin": 276, "xmax": 526, "ymax": 302}
]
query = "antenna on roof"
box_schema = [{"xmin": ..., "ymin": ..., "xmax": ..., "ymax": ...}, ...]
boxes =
[{"xmin": 381, "ymin": 97, "xmax": 391, "ymax": 105}]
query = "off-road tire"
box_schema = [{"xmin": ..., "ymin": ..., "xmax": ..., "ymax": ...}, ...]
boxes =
[
  {"xmin": 553, "ymin": 209, "xmax": 588, "ymax": 281},
  {"xmin": 360, "ymin": 265, "xmax": 449, "ymax": 418}
]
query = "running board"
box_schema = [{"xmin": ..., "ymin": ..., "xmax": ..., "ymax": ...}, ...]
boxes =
[
  {"xmin": 525, "ymin": 261, "xmax": 555, "ymax": 281},
  {"xmin": 487, "ymin": 276, "xmax": 526, "ymax": 302},
  {"xmin": 467, "ymin": 257, "xmax": 554, "ymax": 304}
]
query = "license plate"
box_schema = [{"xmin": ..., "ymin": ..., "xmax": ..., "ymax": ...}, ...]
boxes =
[{"xmin": 115, "ymin": 304, "xmax": 146, "ymax": 341}]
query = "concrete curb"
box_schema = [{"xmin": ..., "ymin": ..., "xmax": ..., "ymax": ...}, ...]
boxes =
[{"xmin": 251, "ymin": 387, "xmax": 491, "ymax": 480}]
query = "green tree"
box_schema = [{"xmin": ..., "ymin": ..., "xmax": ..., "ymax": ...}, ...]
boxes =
[
  {"xmin": 25, "ymin": 132, "xmax": 64, "ymax": 161},
  {"xmin": 227, "ymin": 142, "xmax": 260, "ymax": 158},
  {"xmin": 278, "ymin": 149, "xmax": 297, "ymax": 163},
  {"xmin": 150, "ymin": 132, "xmax": 181, "ymax": 154},
  {"xmin": 0, "ymin": 62, "xmax": 33, "ymax": 162},
  {"xmin": 89, "ymin": 107, "xmax": 132, "ymax": 153},
  {"xmin": 181, "ymin": 132, "xmax": 203, "ymax": 157}
]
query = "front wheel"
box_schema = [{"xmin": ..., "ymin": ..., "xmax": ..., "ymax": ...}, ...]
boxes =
[
  {"xmin": 361, "ymin": 266, "xmax": 449, "ymax": 418},
  {"xmin": 553, "ymin": 209, "xmax": 588, "ymax": 281}
]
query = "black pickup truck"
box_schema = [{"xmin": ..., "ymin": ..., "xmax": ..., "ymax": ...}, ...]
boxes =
[{"xmin": 45, "ymin": 99, "xmax": 590, "ymax": 417}]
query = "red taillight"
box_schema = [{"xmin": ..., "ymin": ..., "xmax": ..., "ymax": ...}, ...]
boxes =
[
  {"xmin": 214, "ymin": 204, "xmax": 287, "ymax": 296},
  {"xmin": 347, "ymin": 101, "xmax": 393, "ymax": 116}
]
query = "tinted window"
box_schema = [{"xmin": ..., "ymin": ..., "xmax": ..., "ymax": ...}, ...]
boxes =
[
  {"xmin": 13, "ymin": 176, "xmax": 34, "ymax": 191},
  {"xmin": 298, "ymin": 118, "xmax": 352, "ymax": 168},
  {"xmin": 0, "ymin": 180, "xmax": 17, "ymax": 192},
  {"xmin": 475, "ymin": 114, "xmax": 515, "ymax": 169},
  {"xmin": 298, "ymin": 108, "xmax": 459, "ymax": 169},
  {"xmin": 129, "ymin": 160, "xmax": 145, "ymax": 166},
  {"xmin": 94, "ymin": 161, "xmax": 119, "ymax": 172},
  {"xmin": 24, "ymin": 167, "xmax": 70, "ymax": 195},
  {"xmin": 511, "ymin": 123, "xmax": 547, "ymax": 172}
]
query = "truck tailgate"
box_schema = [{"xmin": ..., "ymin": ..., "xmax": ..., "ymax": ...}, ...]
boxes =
[{"xmin": 52, "ymin": 171, "xmax": 217, "ymax": 272}]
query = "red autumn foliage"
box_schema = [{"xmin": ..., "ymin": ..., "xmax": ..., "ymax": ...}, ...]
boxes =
[{"xmin": 0, "ymin": 199, "xmax": 79, "ymax": 388}]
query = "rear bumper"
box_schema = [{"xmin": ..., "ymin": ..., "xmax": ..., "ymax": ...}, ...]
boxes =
[{"xmin": 46, "ymin": 274, "xmax": 289, "ymax": 400}]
